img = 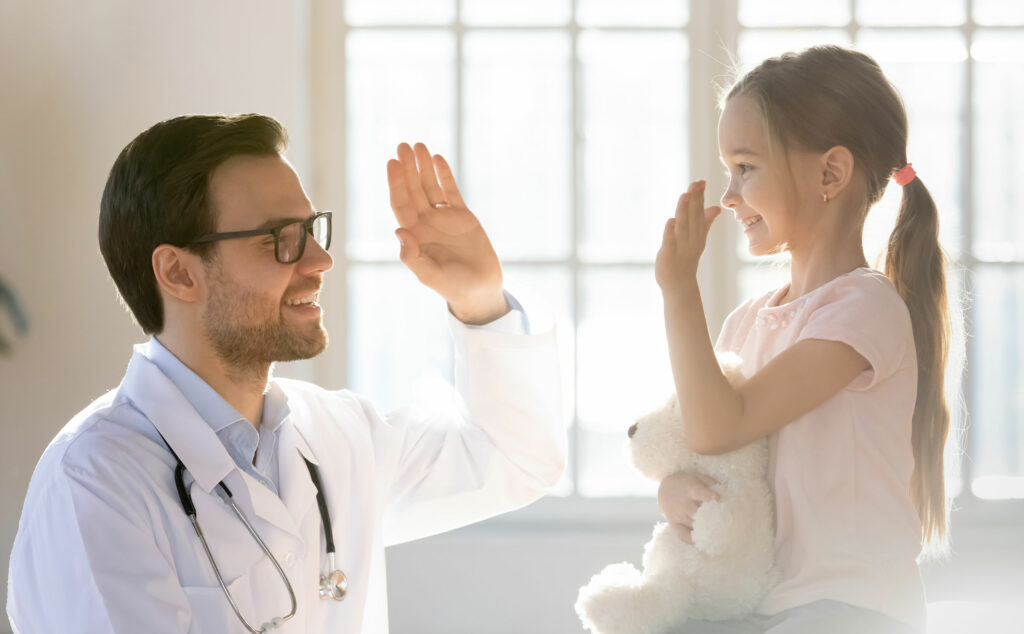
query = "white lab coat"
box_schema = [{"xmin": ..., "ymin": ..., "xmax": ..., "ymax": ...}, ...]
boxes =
[{"xmin": 6, "ymin": 311, "xmax": 564, "ymax": 633}]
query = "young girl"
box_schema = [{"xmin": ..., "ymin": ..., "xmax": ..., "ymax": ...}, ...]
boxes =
[{"xmin": 654, "ymin": 46, "xmax": 952, "ymax": 634}]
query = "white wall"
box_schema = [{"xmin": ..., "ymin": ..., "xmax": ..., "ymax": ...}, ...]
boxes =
[{"xmin": 0, "ymin": 0, "xmax": 310, "ymax": 629}]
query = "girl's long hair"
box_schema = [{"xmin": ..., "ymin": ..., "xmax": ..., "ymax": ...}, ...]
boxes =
[{"xmin": 727, "ymin": 46, "xmax": 953, "ymax": 551}]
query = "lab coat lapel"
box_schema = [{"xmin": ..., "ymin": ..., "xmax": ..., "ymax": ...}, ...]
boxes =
[
  {"xmin": 120, "ymin": 348, "xmax": 234, "ymax": 494},
  {"xmin": 275, "ymin": 418, "xmax": 319, "ymax": 533},
  {"xmin": 122, "ymin": 346, "xmax": 308, "ymax": 543}
]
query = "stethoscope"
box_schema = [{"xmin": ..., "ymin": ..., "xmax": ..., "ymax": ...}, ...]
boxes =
[{"xmin": 160, "ymin": 433, "xmax": 347, "ymax": 633}]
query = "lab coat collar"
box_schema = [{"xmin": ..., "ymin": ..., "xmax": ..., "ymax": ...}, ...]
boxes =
[
  {"xmin": 121, "ymin": 343, "xmax": 235, "ymax": 495},
  {"xmin": 122, "ymin": 343, "xmax": 320, "ymax": 542}
]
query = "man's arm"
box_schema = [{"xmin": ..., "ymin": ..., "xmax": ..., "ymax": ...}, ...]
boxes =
[
  {"xmin": 8, "ymin": 455, "xmax": 191, "ymax": 633},
  {"xmin": 372, "ymin": 144, "xmax": 565, "ymax": 545}
]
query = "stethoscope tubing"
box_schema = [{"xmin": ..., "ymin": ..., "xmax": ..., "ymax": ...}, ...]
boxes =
[
  {"xmin": 174, "ymin": 458, "xmax": 298, "ymax": 633},
  {"xmin": 158, "ymin": 430, "xmax": 344, "ymax": 632}
]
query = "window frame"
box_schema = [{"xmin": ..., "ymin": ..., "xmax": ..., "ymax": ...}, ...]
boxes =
[{"xmin": 306, "ymin": 0, "xmax": 1024, "ymax": 525}]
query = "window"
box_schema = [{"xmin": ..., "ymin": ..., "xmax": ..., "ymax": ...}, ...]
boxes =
[{"xmin": 311, "ymin": 0, "xmax": 1024, "ymax": 511}]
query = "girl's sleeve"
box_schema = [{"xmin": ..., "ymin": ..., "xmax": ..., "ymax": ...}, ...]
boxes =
[{"xmin": 795, "ymin": 276, "xmax": 914, "ymax": 391}]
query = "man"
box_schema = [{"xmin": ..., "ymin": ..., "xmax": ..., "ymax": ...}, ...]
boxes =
[{"xmin": 6, "ymin": 114, "xmax": 564, "ymax": 633}]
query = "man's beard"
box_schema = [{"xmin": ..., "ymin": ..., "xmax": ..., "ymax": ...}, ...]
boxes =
[{"xmin": 202, "ymin": 267, "xmax": 328, "ymax": 373}]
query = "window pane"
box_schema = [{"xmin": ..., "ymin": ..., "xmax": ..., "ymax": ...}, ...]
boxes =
[
  {"xmin": 345, "ymin": 0, "xmax": 454, "ymax": 25},
  {"xmin": 856, "ymin": 0, "xmax": 965, "ymax": 26},
  {"xmin": 973, "ymin": 31, "xmax": 1024, "ymax": 261},
  {"xmin": 348, "ymin": 264, "xmax": 454, "ymax": 415},
  {"xmin": 462, "ymin": 0, "xmax": 570, "ymax": 25},
  {"xmin": 579, "ymin": 31, "xmax": 687, "ymax": 263},
  {"xmin": 857, "ymin": 30, "xmax": 966, "ymax": 261},
  {"xmin": 346, "ymin": 31, "xmax": 455, "ymax": 261},
  {"xmin": 577, "ymin": 267, "xmax": 672, "ymax": 496},
  {"xmin": 576, "ymin": 0, "xmax": 687, "ymax": 27},
  {"xmin": 971, "ymin": 266, "xmax": 1024, "ymax": 499},
  {"xmin": 737, "ymin": 29, "xmax": 851, "ymax": 73},
  {"xmin": 463, "ymin": 32, "xmax": 572, "ymax": 260},
  {"xmin": 739, "ymin": 0, "xmax": 849, "ymax": 26},
  {"xmin": 974, "ymin": 0, "xmax": 1024, "ymax": 25}
]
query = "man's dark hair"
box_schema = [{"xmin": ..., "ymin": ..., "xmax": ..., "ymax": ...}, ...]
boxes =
[{"xmin": 99, "ymin": 113, "xmax": 288, "ymax": 334}]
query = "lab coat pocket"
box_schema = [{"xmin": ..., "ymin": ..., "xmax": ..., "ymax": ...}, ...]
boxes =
[{"xmin": 182, "ymin": 573, "xmax": 255, "ymax": 634}]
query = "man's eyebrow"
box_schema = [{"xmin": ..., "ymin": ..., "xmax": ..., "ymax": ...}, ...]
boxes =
[{"xmin": 256, "ymin": 212, "xmax": 317, "ymax": 230}]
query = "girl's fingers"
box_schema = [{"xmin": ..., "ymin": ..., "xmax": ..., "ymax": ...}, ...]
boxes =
[
  {"xmin": 694, "ymin": 474, "xmax": 721, "ymax": 502},
  {"xmin": 689, "ymin": 181, "xmax": 706, "ymax": 235},
  {"xmin": 413, "ymin": 143, "xmax": 445, "ymax": 206},
  {"xmin": 670, "ymin": 523, "xmax": 694, "ymax": 545},
  {"xmin": 433, "ymin": 154, "xmax": 467, "ymax": 208}
]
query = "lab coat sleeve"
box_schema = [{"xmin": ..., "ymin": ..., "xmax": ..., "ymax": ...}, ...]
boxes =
[
  {"xmin": 371, "ymin": 298, "xmax": 566, "ymax": 546},
  {"xmin": 7, "ymin": 443, "xmax": 191, "ymax": 634}
]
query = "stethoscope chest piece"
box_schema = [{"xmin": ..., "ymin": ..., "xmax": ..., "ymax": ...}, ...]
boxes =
[{"xmin": 320, "ymin": 567, "xmax": 347, "ymax": 601}]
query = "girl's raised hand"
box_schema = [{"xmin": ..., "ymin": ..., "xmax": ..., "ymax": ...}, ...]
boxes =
[{"xmin": 655, "ymin": 180, "xmax": 722, "ymax": 293}]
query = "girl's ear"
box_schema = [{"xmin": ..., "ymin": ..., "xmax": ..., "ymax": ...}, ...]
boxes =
[
  {"xmin": 821, "ymin": 145, "xmax": 855, "ymax": 199},
  {"xmin": 152, "ymin": 245, "xmax": 205, "ymax": 303}
]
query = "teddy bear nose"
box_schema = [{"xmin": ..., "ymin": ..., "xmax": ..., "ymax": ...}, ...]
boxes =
[{"xmin": 627, "ymin": 423, "xmax": 638, "ymax": 438}]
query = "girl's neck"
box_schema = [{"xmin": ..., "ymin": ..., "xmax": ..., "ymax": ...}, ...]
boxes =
[{"xmin": 780, "ymin": 241, "xmax": 869, "ymax": 305}]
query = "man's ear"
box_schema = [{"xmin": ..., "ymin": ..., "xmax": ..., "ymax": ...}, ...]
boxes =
[
  {"xmin": 821, "ymin": 145, "xmax": 855, "ymax": 198},
  {"xmin": 152, "ymin": 245, "xmax": 205, "ymax": 303}
]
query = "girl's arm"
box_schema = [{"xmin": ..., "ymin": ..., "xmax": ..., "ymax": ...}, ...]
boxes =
[{"xmin": 656, "ymin": 181, "xmax": 869, "ymax": 455}]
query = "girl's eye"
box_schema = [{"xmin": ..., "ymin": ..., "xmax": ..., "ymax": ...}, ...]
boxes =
[{"xmin": 738, "ymin": 163, "xmax": 753, "ymax": 175}]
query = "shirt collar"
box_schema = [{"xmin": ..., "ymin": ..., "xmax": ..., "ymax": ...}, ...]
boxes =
[
  {"xmin": 146, "ymin": 337, "xmax": 247, "ymax": 433},
  {"xmin": 145, "ymin": 336, "xmax": 292, "ymax": 434}
]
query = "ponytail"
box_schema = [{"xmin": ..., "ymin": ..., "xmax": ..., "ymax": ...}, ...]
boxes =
[
  {"xmin": 728, "ymin": 46, "xmax": 958, "ymax": 553},
  {"xmin": 884, "ymin": 176, "xmax": 951, "ymax": 552}
]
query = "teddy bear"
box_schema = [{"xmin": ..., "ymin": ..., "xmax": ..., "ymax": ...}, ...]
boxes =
[{"xmin": 575, "ymin": 352, "xmax": 776, "ymax": 634}]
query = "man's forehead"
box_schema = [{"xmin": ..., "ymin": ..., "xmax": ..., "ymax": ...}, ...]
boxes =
[{"xmin": 208, "ymin": 154, "xmax": 313, "ymax": 228}]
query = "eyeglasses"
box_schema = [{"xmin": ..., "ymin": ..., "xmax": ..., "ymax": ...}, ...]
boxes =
[{"xmin": 188, "ymin": 211, "xmax": 332, "ymax": 264}]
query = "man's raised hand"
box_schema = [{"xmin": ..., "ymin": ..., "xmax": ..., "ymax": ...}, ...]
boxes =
[{"xmin": 386, "ymin": 142, "xmax": 508, "ymax": 324}]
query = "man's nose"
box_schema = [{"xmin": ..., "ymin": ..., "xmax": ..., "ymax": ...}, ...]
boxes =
[{"xmin": 300, "ymin": 236, "xmax": 334, "ymax": 274}]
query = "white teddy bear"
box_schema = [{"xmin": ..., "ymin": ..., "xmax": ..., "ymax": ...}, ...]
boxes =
[{"xmin": 575, "ymin": 352, "xmax": 776, "ymax": 634}]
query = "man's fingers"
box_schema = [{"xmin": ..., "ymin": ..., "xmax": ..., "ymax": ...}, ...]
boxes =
[
  {"xmin": 413, "ymin": 143, "xmax": 446, "ymax": 206},
  {"xmin": 387, "ymin": 159, "xmax": 418, "ymax": 228},
  {"xmin": 395, "ymin": 228, "xmax": 420, "ymax": 260},
  {"xmin": 397, "ymin": 143, "xmax": 431, "ymax": 210},
  {"xmin": 433, "ymin": 154, "xmax": 467, "ymax": 208},
  {"xmin": 395, "ymin": 228, "xmax": 441, "ymax": 286}
]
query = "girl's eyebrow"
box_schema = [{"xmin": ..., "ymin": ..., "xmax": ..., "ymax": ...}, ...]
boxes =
[{"xmin": 720, "ymin": 149, "xmax": 760, "ymax": 167}]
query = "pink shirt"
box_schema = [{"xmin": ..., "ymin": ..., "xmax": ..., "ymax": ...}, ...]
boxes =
[{"xmin": 715, "ymin": 267, "xmax": 925, "ymax": 629}]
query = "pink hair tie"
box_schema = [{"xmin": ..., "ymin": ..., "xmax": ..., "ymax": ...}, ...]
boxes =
[{"xmin": 893, "ymin": 163, "xmax": 916, "ymax": 186}]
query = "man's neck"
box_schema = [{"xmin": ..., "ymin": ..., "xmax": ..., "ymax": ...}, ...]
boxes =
[{"xmin": 154, "ymin": 333, "xmax": 268, "ymax": 429}]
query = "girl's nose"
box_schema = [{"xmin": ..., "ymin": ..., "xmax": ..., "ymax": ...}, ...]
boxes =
[{"xmin": 721, "ymin": 186, "xmax": 740, "ymax": 209}]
